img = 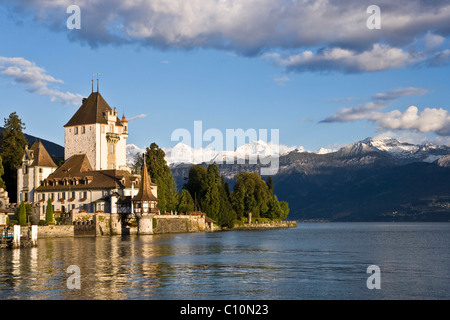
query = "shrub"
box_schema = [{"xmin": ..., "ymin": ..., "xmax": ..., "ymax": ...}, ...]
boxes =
[
  {"xmin": 233, "ymin": 219, "xmax": 244, "ymax": 226},
  {"xmin": 18, "ymin": 201, "xmax": 27, "ymax": 226},
  {"xmin": 46, "ymin": 199, "xmax": 54, "ymax": 225},
  {"xmin": 256, "ymin": 217, "xmax": 271, "ymax": 224}
]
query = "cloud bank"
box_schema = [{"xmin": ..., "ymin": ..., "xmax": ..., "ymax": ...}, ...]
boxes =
[
  {"xmin": 3, "ymin": 0, "xmax": 450, "ymax": 73},
  {"xmin": 322, "ymin": 87, "xmax": 450, "ymax": 136}
]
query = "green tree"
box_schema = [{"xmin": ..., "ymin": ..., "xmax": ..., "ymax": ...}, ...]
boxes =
[
  {"xmin": 0, "ymin": 155, "xmax": 5, "ymax": 189},
  {"xmin": 177, "ymin": 189, "xmax": 194, "ymax": 213},
  {"xmin": 135, "ymin": 143, "xmax": 179, "ymax": 213},
  {"xmin": 18, "ymin": 201, "xmax": 27, "ymax": 226},
  {"xmin": 263, "ymin": 195, "xmax": 283, "ymax": 220},
  {"xmin": 200, "ymin": 164, "xmax": 222, "ymax": 221},
  {"xmin": 267, "ymin": 176, "xmax": 274, "ymax": 194},
  {"xmin": 200, "ymin": 164, "xmax": 236, "ymax": 228},
  {"xmin": 231, "ymin": 172, "xmax": 271, "ymax": 219},
  {"xmin": 185, "ymin": 164, "xmax": 236, "ymax": 228},
  {"xmin": 185, "ymin": 165, "xmax": 208, "ymax": 206},
  {"xmin": 279, "ymin": 201, "xmax": 290, "ymax": 220},
  {"xmin": 217, "ymin": 185, "xmax": 236, "ymax": 228},
  {"xmin": 1, "ymin": 112, "xmax": 27, "ymax": 202},
  {"xmin": 45, "ymin": 199, "xmax": 54, "ymax": 224}
]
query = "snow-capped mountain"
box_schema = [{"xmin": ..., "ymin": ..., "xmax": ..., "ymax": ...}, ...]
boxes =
[
  {"xmin": 127, "ymin": 141, "xmax": 307, "ymax": 166},
  {"xmin": 126, "ymin": 144, "xmax": 146, "ymax": 167},
  {"xmin": 127, "ymin": 137, "xmax": 450, "ymax": 168},
  {"xmin": 358, "ymin": 137, "xmax": 450, "ymax": 164}
]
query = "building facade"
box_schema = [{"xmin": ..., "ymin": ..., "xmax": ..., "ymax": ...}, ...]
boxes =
[
  {"xmin": 16, "ymin": 141, "xmax": 58, "ymax": 204},
  {"xmin": 64, "ymin": 92, "xmax": 129, "ymax": 171},
  {"xmin": 31, "ymin": 89, "xmax": 158, "ymax": 219}
]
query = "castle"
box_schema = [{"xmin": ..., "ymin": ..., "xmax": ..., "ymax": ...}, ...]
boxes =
[{"xmin": 17, "ymin": 87, "xmax": 159, "ymax": 221}]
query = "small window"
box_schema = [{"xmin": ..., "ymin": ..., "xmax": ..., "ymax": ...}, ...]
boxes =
[
  {"xmin": 75, "ymin": 127, "xmax": 79, "ymax": 135},
  {"xmin": 39, "ymin": 168, "xmax": 43, "ymax": 173},
  {"xmin": 109, "ymin": 144, "xmax": 114, "ymax": 154},
  {"xmin": 81, "ymin": 126, "xmax": 85, "ymax": 134}
]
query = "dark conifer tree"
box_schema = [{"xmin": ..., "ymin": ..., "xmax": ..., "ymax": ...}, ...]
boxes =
[{"xmin": 0, "ymin": 112, "xmax": 28, "ymax": 202}]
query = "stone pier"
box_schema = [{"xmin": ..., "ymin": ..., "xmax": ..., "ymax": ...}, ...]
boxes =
[{"xmin": 137, "ymin": 215, "xmax": 153, "ymax": 235}]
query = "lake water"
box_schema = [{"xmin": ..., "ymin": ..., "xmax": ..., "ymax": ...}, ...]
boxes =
[{"xmin": 1, "ymin": 222, "xmax": 449, "ymax": 300}]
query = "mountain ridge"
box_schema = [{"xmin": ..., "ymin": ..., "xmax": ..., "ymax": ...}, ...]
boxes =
[
  {"xmin": 168, "ymin": 137, "xmax": 450, "ymax": 222},
  {"xmin": 0, "ymin": 127, "xmax": 64, "ymax": 161}
]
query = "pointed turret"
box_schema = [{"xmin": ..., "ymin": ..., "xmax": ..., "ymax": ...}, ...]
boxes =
[{"xmin": 132, "ymin": 161, "xmax": 158, "ymax": 202}]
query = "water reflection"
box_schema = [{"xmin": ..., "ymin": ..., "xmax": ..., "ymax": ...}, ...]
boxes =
[{"xmin": 1, "ymin": 224, "xmax": 450, "ymax": 299}]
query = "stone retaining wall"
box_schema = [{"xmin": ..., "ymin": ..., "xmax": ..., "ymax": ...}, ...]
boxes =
[
  {"xmin": 153, "ymin": 215, "xmax": 213, "ymax": 234},
  {"xmin": 38, "ymin": 225, "xmax": 75, "ymax": 238},
  {"xmin": 31, "ymin": 214, "xmax": 293, "ymax": 239},
  {"xmin": 232, "ymin": 221, "xmax": 297, "ymax": 230}
]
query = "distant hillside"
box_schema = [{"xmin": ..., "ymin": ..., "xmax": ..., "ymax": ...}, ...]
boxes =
[{"xmin": 0, "ymin": 126, "xmax": 64, "ymax": 163}]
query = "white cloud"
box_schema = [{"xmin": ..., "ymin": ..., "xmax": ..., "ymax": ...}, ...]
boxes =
[
  {"xmin": 0, "ymin": 56, "xmax": 83, "ymax": 105},
  {"xmin": 322, "ymin": 87, "xmax": 431, "ymax": 123},
  {"xmin": 268, "ymin": 44, "xmax": 421, "ymax": 73},
  {"xmin": 424, "ymin": 33, "xmax": 446, "ymax": 51},
  {"xmin": 374, "ymin": 106, "xmax": 450, "ymax": 136},
  {"xmin": 128, "ymin": 114, "xmax": 147, "ymax": 122},
  {"xmin": 373, "ymin": 87, "xmax": 430, "ymax": 101},
  {"xmin": 323, "ymin": 86, "xmax": 450, "ymax": 136},
  {"xmin": 272, "ymin": 75, "xmax": 291, "ymax": 86}
]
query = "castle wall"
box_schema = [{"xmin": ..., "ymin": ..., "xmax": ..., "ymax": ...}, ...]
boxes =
[
  {"xmin": 65, "ymin": 124, "xmax": 97, "ymax": 167},
  {"xmin": 17, "ymin": 165, "xmax": 56, "ymax": 203}
]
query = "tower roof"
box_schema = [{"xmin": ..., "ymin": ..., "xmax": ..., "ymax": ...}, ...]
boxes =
[
  {"xmin": 29, "ymin": 140, "xmax": 57, "ymax": 167},
  {"xmin": 64, "ymin": 92, "xmax": 116, "ymax": 127},
  {"xmin": 132, "ymin": 161, "xmax": 159, "ymax": 202}
]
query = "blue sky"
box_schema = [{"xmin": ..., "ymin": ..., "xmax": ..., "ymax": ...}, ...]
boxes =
[{"xmin": 1, "ymin": 0, "xmax": 450, "ymax": 153}]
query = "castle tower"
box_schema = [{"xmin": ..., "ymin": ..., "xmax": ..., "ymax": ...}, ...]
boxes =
[{"xmin": 64, "ymin": 91, "xmax": 129, "ymax": 171}]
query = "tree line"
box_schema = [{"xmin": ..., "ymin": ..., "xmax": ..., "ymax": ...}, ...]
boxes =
[{"xmin": 134, "ymin": 142, "xmax": 290, "ymax": 228}]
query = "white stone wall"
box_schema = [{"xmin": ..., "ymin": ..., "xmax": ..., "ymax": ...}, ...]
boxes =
[
  {"xmin": 65, "ymin": 119, "xmax": 127, "ymax": 171},
  {"xmin": 116, "ymin": 132, "xmax": 128, "ymax": 170},
  {"xmin": 16, "ymin": 167, "xmax": 24, "ymax": 203},
  {"xmin": 65, "ymin": 124, "xmax": 97, "ymax": 167},
  {"xmin": 96, "ymin": 123, "xmax": 106, "ymax": 170},
  {"xmin": 17, "ymin": 165, "xmax": 55, "ymax": 203}
]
